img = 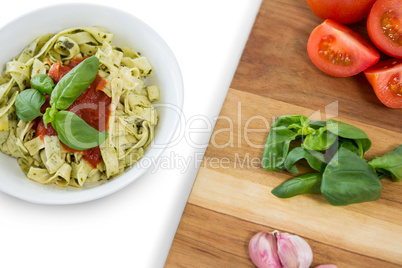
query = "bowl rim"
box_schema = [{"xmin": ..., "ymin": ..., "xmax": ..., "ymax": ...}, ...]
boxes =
[{"xmin": 0, "ymin": 3, "xmax": 184, "ymax": 204}]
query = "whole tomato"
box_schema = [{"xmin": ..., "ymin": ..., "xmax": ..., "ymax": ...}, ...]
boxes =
[{"xmin": 306, "ymin": 0, "xmax": 377, "ymax": 24}]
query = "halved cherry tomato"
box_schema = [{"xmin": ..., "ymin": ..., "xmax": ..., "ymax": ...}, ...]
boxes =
[
  {"xmin": 367, "ymin": 0, "xmax": 402, "ymax": 59},
  {"xmin": 307, "ymin": 20, "xmax": 380, "ymax": 77},
  {"xmin": 306, "ymin": 0, "xmax": 376, "ymax": 24},
  {"xmin": 364, "ymin": 59, "xmax": 402, "ymax": 108}
]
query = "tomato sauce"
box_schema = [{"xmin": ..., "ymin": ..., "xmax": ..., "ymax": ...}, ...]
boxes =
[{"xmin": 36, "ymin": 58, "xmax": 111, "ymax": 168}]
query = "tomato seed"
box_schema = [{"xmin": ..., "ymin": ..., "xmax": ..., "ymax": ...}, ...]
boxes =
[
  {"xmin": 388, "ymin": 73, "xmax": 402, "ymax": 97},
  {"xmin": 319, "ymin": 36, "xmax": 352, "ymax": 66},
  {"xmin": 381, "ymin": 11, "xmax": 402, "ymax": 45}
]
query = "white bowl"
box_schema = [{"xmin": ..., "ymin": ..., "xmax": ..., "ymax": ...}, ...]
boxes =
[{"xmin": 0, "ymin": 3, "xmax": 183, "ymax": 204}]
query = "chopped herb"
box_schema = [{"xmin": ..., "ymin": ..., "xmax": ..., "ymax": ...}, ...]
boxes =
[{"xmin": 63, "ymin": 41, "xmax": 74, "ymax": 49}]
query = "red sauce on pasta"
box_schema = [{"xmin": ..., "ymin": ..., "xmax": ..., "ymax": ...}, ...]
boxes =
[{"xmin": 36, "ymin": 58, "xmax": 111, "ymax": 168}]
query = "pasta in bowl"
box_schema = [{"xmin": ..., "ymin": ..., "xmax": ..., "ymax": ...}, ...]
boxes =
[
  {"xmin": 0, "ymin": 4, "xmax": 183, "ymax": 204},
  {"xmin": 1, "ymin": 26, "xmax": 159, "ymax": 187}
]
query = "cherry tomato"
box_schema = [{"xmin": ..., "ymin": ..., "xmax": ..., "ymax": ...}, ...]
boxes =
[
  {"xmin": 307, "ymin": 20, "xmax": 380, "ymax": 77},
  {"xmin": 364, "ymin": 59, "xmax": 402, "ymax": 108},
  {"xmin": 306, "ymin": 0, "xmax": 376, "ymax": 24},
  {"xmin": 367, "ymin": 0, "xmax": 402, "ymax": 59}
]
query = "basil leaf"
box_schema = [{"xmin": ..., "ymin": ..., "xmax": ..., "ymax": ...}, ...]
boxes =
[
  {"xmin": 50, "ymin": 56, "xmax": 99, "ymax": 110},
  {"xmin": 321, "ymin": 147, "xmax": 382, "ymax": 206},
  {"xmin": 326, "ymin": 138, "xmax": 365, "ymax": 162},
  {"xmin": 309, "ymin": 120, "xmax": 326, "ymax": 129},
  {"xmin": 374, "ymin": 168, "xmax": 392, "ymax": 180},
  {"xmin": 285, "ymin": 147, "xmax": 327, "ymax": 174},
  {"xmin": 262, "ymin": 127, "xmax": 300, "ymax": 171},
  {"xmin": 30, "ymin": 74, "xmax": 55, "ymax": 94},
  {"xmin": 271, "ymin": 115, "xmax": 309, "ymax": 129},
  {"xmin": 340, "ymin": 139, "xmax": 364, "ymax": 158},
  {"xmin": 51, "ymin": 111, "xmax": 108, "ymax": 151},
  {"xmin": 369, "ymin": 145, "xmax": 402, "ymax": 182},
  {"xmin": 273, "ymin": 115, "xmax": 316, "ymax": 136},
  {"xmin": 326, "ymin": 119, "xmax": 371, "ymax": 153},
  {"xmin": 15, "ymin": 88, "xmax": 45, "ymax": 121},
  {"xmin": 302, "ymin": 127, "xmax": 337, "ymax": 151},
  {"xmin": 272, "ymin": 173, "xmax": 322, "ymax": 198},
  {"xmin": 263, "ymin": 115, "xmax": 310, "ymax": 171}
]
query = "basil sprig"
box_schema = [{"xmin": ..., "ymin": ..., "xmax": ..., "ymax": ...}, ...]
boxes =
[
  {"xmin": 43, "ymin": 56, "xmax": 99, "ymax": 125},
  {"xmin": 263, "ymin": 115, "xmax": 400, "ymax": 206},
  {"xmin": 14, "ymin": 56, "xmax": 108, "ymax": 150}
]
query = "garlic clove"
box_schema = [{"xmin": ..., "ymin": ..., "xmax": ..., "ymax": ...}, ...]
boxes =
[
  {"xmin": 249, "ymin": 231, "xmax": 283, "ymax": 268},
  {"xmin": 276, "ymin": 232, "xmax": 313, "ymax": 268},
  {"xmin": 315, "ymin": 265, "xmax": 338, "ymax": 268}
]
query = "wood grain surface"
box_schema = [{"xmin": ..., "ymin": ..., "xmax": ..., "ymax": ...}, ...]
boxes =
[{"xmin": 166, "ymin": 0, "xmax": 402, "ymax": 267}]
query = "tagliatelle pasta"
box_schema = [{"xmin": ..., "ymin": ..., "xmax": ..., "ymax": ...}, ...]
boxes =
[{"xmin": 0, "ymin": 26, "xmax": 159, "ymax": 187}]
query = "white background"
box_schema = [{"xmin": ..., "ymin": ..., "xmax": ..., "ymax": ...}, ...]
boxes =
[{"xmin": 0, "ymin": 1, "xmax": 261, "ymax": 267}]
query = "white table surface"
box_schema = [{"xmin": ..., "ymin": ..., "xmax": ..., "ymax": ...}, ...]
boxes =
[{"xmin": 0, "ymin": 0, "xmax": 261, "ymax": 267}]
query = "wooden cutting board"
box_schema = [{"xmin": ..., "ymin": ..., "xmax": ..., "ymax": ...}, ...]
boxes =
[{"xmin": 166, "ymin": 0, "xmax": 402, "ymax": 267}]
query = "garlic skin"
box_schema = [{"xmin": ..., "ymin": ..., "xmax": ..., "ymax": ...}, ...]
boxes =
[
  {"xmin": 315, "ymin": 265, "xmax": 337, "ymax": 268},
  {"xmin": 276, "ymin": 233, "xmax": 313, "ymax": 268},
  {"xmin": 249, "ymin": 232, "xmax": 283, "ymax": 268}
]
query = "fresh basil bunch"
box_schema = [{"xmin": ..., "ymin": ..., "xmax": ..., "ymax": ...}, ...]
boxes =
[
  {"xmin": 263, "ymin": 115, "xmax": 401, "ymax": 206},
  {"xmin": 14, "ymin": 56, "xmax": 108, "ymax": 151}
]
